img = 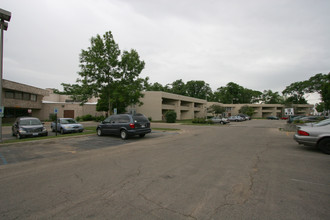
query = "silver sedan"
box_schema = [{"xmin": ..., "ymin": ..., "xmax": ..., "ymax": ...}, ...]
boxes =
[{"xmin": 294, "ymin": 123, "xmax": 330, "ymax": 154}]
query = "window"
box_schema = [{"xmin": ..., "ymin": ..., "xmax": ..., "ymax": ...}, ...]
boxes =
[
  {"xmin": 15, "ymin": 92, "xmax": 23, "ymax": 99},
  {"xmin": 5, "ymin": 91, "xmax": 14, "ymax": 99},
  {"xmin": 23, "ymin": 93, "xmax": 30, "ymax": 100},
  {"xmin": 31, "ymin": 94, "xmax": 37, "ymax": 101},
  {"xmin": 118, "ymin": 116, "xmax": 130, "ymax": 123}
]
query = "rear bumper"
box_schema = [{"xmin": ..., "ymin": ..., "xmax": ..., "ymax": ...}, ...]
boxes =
[
  {"xmin": 127, "ymin": 128, "xmax": 151, "ymax": 136},
  {"xmin": 293, "ymin": 134, "xmax": 317, "ymax": 146}
]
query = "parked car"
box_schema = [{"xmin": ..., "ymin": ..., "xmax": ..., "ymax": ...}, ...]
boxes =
[
  {"xmin": 298, "ymin": 116, "xmax": 326, "ymax": 123},
  {"xmin": 228, "ymin": 116, "xmax": 244, "ymax": 122},
  {"xmin": 96, "ymin": 113, "xmax": 151, "ymax": 140},
  {"xmin": 51, "ymin": 118, "xmax": 84, "ymax": 134},
  {"xmin": 304, "ymin": 119, "xmax": 330, "ymax": 127},
  {"xmin": 294, "ymin": 124, "xmax": 330, "ymax": 154},
  {"xmin": 266, "ymin": 116, "xmax": 279, "ymax": 120},
  {"xmin": 287, "ymin": 115, "xmax": 306, "ymax": 124},
  {"xmin": 12, "ymin": 117, "xmax": 48, "ymax": 139},
  {"xmin": 237, "ymin": 114, "xmax": 251, "ymax": 120},
  {"xmin": 210, "ymin": 117, "xmax": 230, "ymax": 124}
]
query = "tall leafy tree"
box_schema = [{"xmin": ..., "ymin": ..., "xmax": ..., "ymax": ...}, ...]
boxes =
[
  {"xmin": 169, "ymin": 79, "xmax": 187, "ymax": 96},
  {"xmin": 185, "ymin": 80, "xmax": 212, "ymax": 99},
  {"xmin": 261, "ymin": 90, "xmax": 283, "ymax": 104},
  {"xmin": 282, "ymin": 81, "xmax": 308, "ymax": 104},
  {"xmin": 214, "ymin": 82, "xmax": 261, "ymax": 104},
  {"xmin": 208, "ymin": 104, "xmax": 226, "ymax": 116},
  {"xmin": 239, "ymin": 105, "xmax": 255, "ymax": 116},
  {"xmin": 282, "ymin": 73, "xmax": 329, "ymax": 107},
  {"xmin": 59, "ymin": 31, "xmax": 146, "ymax": 113}
]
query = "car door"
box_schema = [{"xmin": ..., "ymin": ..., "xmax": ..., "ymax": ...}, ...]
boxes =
[{"xmin": 100, "ymin": 116, "xmax": 112, "ymax": 135}]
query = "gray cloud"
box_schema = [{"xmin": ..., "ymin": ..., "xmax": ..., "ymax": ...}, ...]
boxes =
[{"xmin": 2, "ymin": 0, "xmax": 329, "ymax": 104}]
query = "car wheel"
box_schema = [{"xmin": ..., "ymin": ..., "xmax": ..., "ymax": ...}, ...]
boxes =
[
  {"xmin": 60, "ymin": 128, "xmax": 64, "ymax": 134},
  {"xmin": 97, "ymin": 128, "xmax": 103, "ymax": 136},
  {"xmin": 220, "ymin": 121, "xmax": 224, "ymax": 124},
  {"xmin": 318, "ymin": 138, "xmax": 330, "ymax": 154},
  {"xmin": 139, "ymin": 134, "xmax": 145, "ymax": 138},
  {"xmin": 120, "ymin": 130, "xmax": 128, "ymax": 140}
]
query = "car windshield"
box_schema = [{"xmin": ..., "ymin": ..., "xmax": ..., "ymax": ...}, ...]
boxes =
[
  {"xmin": 20, "ymin": 119, "xmax": 42, "ymax": 126},
  {"xmin": 60, "ymin": 119, "xmax": 77, "ymax": 124},
  {"xmin": 313, "ymin": 119, "xmax": 330, "ymax": 126}
]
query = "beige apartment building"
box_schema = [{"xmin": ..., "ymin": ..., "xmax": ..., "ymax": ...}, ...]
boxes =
[
  {"xmin": 1, "ymin": 79, "xmax": 314, "ymax": 122},
  {"xmin": 129, "ymin": 91, "xmax": 207, "ymax": 121},
  {"xmin": 207, "ymin": 102, "xmax": 313, "ymax": 118}
]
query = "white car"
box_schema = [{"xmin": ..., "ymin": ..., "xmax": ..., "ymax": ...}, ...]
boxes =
[
  {"xmin": 210, "ymin": 117, "xmax": 230, "ymax": 124},
  {"xmin": 51, "ymin": 118, "xmax": 84, "ymax": 134},
  {"xmin": 228, "ymin": 116, "xmax": 244, "ymax": 122},
  {"xmin": 294, "ymin": 123, "xmax": 330, "ymax": 154}
]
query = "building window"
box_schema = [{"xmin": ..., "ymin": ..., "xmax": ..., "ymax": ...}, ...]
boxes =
[
  {"xmin": 15, "ymin": 92, "xmax": 23, "ymax": 99},
  {"xmin": 5, "ymin": 91, "xmax": 14, "ymax": 99},
  {"xmin": 31, "ymin": 94, "xmax": 37, "ymax": 101},
  {"xmin": 23, "ymin": 93, "xmax": 30, "ymax": 100}
]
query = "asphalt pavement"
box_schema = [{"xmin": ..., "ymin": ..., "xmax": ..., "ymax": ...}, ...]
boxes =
[{"xmin": 0, "ymin": 120, "xmax": 329, "ymax": 219}]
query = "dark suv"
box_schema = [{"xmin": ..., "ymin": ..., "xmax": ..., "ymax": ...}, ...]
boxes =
[
  {"xmin": 12, "ymin": 117, "xmax": 48, "ymax": 139},
  {"xmin": 96, "ymin": 114, "xmax": 151, "ymax": 140}
]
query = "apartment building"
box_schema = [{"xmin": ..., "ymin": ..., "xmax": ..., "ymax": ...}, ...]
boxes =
[
  {"xmin": 129, "ymin": 91, "xmax": 207, "ymax": 121},
  {"xmin": 207, "ymin": 102, "xmax": 313, "ymax": 118},
  {"xmin": 1, "ymin": 80, "xmax": 314, "ymax": 122}
]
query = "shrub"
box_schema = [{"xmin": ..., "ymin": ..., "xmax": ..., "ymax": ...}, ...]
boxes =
[
  {"xmin": 95, "ymin": 115, "xmax": 106, "ymax": 122},
  {"xmin": 81, "ymin": 114, "xmax": 94, "ymax": 121},
  {"xmin": 148, "ymin": 117, "xmax": 152, "ymax": 122},
  {"xmin": 165, "ymin": 111, "xmax": 177, "ymax": 123},
  {"xmin": 192, "ymin": 118, "xmax": 211, "ymax": 124},
  {"xmin": 76, "ymin": 116, "xmax": 81, "ymax": 122}
]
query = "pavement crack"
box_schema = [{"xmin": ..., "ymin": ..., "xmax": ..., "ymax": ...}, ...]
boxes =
[{"xmin": 74, "ymin": 173, "xmax": 83, "ymax": 183}]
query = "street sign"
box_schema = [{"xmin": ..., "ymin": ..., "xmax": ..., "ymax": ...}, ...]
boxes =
[
  {"xmin": 0, "ymin": 106, "xmax": 4, "ymax": 118},
  {"xmin": 114, "ymin": 108, "xmax": 117, "ymax": 115},
  {"xmin": 54, "ymin": 108, "xmax": 58, "ymax": 114},
  {"xmin": 285, "ymin": 108, "xmax": 294, "ymax": 115}
]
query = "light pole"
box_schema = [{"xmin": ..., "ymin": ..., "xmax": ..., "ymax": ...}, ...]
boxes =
[{"xmin": 0, "ymin": 8, "xmax": 12, "ymax": 142}]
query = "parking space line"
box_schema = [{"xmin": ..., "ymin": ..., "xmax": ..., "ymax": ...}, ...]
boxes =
[{"xmin": 291, "ymin": 178, "xmax": 330, "ymax": 187}]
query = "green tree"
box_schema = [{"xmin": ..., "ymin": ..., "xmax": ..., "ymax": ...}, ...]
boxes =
[
  {"xmin": 185, "ymin": 80, "xmax": 212, "ymax": 99},
  {"xmin": 214, "ymin": 82, "xmax": 261, "ymax": 104},
  {"xmin": 282, "ymin": 81, "xmax": 308, "ymax": 104},
  {"xmin": 59, "ymin": 31, "xmax": 146, "ymax": 113},
  {"xmin": 283, "ymin": 73, "xmax": 330, "ymax": 108},
  {"xmin": 145, "ymin": 82, "xmax": 168, "ymax": 92},
  {"xmin": 169, "ymin": 79, "xmax": 187, "ymax": 96},
  {"xmin": 208, "ymin": 104, "xmax": 226, "ymax": 116},
  {"xmin": 239, "ymin": 105, "xmax": 255, "ymax": 117},
  {"xmin": 261, "ymin": 90, "xmax": 283, "ymax": 104},
  {"xmin": 315, "ymin": 102, "xmax": 325, "ymax": 113}
]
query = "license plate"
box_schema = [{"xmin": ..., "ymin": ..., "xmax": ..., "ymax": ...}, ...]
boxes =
[
  {"xmin": 33, "ymin": 133, "xmax": 38, "ymax": 136},
  {"xmin": 141, "ymin": 125, "xmax": 145, "ymax": 128}
]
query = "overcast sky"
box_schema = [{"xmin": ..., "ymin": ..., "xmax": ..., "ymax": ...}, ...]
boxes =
[{"xmin": 2, "ymin": 0, "xmax": 329, "ymax": 103}]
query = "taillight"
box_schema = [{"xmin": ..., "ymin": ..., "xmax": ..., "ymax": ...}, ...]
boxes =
[
  {"xmin": 129, "ymin": 123, "xmax": 135, "ymax": 128},
  {"xmin": 298, "ymin": 130, "xmax": 309, "ymax": 136}
]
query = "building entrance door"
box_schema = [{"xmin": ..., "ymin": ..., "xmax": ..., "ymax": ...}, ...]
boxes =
[{"xmin": 64, "ymin": 110, "xmax": 74, "ymax": 118}]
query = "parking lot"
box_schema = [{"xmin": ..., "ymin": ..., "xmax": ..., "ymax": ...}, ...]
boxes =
[{"xmin": 0, "ymin": 120, "xmax": 329, "ymax": 219}]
